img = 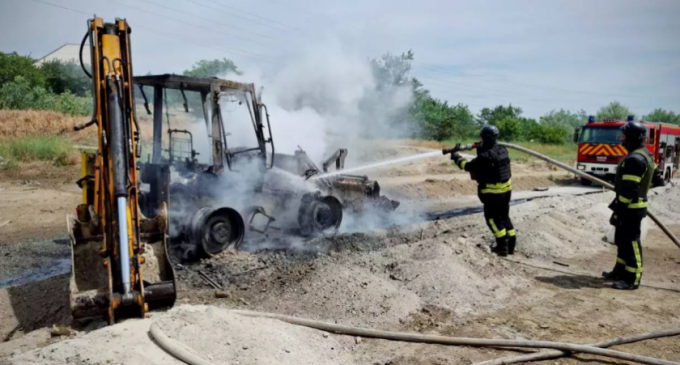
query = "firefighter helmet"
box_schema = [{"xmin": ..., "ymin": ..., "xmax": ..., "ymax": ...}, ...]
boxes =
[
  {"xmin": 480, "ymin": 125, "xmax": 499, "ymax": 145},
  {"xmin": 621, "ymin": 121, "xmax": 647, "ymax": 149}
]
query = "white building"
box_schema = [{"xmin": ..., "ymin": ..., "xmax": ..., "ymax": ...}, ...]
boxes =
[{"xmin": 34, "ymin": 44, "xmax": 90, "ymax": 67}]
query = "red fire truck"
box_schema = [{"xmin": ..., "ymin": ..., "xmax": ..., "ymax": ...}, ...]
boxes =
[{"xmin": 574, "ymin": 116, "xmax": 680, "ymax": 186}]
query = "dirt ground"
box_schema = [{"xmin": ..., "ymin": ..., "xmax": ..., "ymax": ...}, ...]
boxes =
[{"xmin": 1, "ymin": 142, "xmax": 679, "ymax": 365}]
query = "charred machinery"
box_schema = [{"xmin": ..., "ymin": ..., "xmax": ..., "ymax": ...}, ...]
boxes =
[{"xmin": 133, "ymin": 74, "xmax": 399, "ymax": 260}]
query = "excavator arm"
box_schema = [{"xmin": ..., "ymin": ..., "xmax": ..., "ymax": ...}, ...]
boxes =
[{"xmin": 69, "ymin": 17, "xmax": 176, "ymax": 324}]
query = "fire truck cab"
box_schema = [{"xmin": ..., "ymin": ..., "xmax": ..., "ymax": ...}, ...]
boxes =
[{"xmin": 574, "ymin": 116, "xmax": 680, "ymax": 186}]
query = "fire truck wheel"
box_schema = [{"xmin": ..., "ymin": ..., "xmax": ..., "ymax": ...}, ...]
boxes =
[{"xmin": 580, "ymin": 177, "xmax": 593, "ymax": 186}]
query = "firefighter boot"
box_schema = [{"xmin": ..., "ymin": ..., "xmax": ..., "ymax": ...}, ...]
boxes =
[
  {"xmin": 602, "ymin": 270, "xmax": 623, "ymax": 281},
  {"xmin": 508, "ymin": 235, "xmax": 517, "ymax": 255},
  {"xmin": 612, "ymin": 281, "xmax": 639, "ymax": 290},
  {"xmin": 491, "ymin": 237, "xmax": 508, "ymax": 257},
  {"xmin": 602, "ymin": 262, "xmax": 625, "ymax": 281}
]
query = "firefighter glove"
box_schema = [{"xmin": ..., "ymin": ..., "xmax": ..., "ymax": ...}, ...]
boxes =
[{"xmin": 451, "ymin": 152, "xmax": 462, "ymax": 163}]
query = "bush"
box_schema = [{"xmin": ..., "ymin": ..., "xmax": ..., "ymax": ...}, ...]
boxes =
[
  {"xmin": 0, "ymin": 136, "xmax": 75, "ymax": 166},
  {"xmin": 0, "ymin": 76, "xmax": 92, "ymax": 116},
  {"xmin": 527, "ymin": 123, "xmax": 568, "ymax": 144},
  {"xmin": 0, "ymin": 53, "xmax": 44, "ymax": 88},
  {"xmin": 40, "ymin": 60, "xmax": 91, "ymax": 96},
  {"xmin": 416, "ymin": 98, "xmax": 477, "ymax": 141},
  {"xmin": 497, "ymin": 117, "xmax": 522, "ymax": 141}
]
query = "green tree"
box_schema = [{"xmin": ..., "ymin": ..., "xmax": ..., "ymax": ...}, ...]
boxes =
[
  {"xmin": 496, "ymin": 117, "xmax": 522, "ymax": 142},
  {"xmin": 0, "ymin": 76, "xmax": 91, "ymax": 115},
  {"xmin": 415, "ymin": 99, "xmax": 475, "ymax": 141},
  {"xmin": 0, "ymin": 53, "xmax": 44, "ymax": 87},
  {"xmin": 477, "ymin": 105, "xmax": 523, "ymax": 126},
  {"xmin": 39, "ymin": 60, "xmax": 91, "ymax": 96},
  {"xmin": 183, "ymin": 58, "xmax": 242, "ymax": 78},
  {"xmin": 596, "ymin": 101, "xmax": 633, "ymax": 121},
  {"xmin": 643, "ymin": 108, "xmax": 680, "ymax": 125},
  {"xmin": 371, "ymin": 50, "xmax": 414, "ymax": 90},
  {"xmin": 539, "ymin": 109, "xmax": 588, "ymax": 140},
  {"xmin": 519, "ymin": 118, "xmax": 540, "ymax": 140}
]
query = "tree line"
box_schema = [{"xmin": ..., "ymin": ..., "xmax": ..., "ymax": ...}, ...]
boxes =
[
  {"xmin": 372, "ymin": 51, "xmax": 680, "ymax": 144},
  {"xmin": 1, "ymin": 50, "xmax": 678, "ymax": 144}
]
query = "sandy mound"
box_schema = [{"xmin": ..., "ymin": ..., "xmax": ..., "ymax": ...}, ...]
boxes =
[
  {"xmin": 8, "ymin": 305, "xmax": 355, "ymax": 365},
  {"xmin": 648, "ymin": 182, "xmax": 680, "ymax": 224}
]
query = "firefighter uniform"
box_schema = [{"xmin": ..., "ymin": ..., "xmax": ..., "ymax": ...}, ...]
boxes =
[
  {"xmin": 607, "ymin": 145, "xmax": 655, "ymax": 289},
  {"xmin": 452, "ymin": 142, "xmax": 515, "ymax": 256}
]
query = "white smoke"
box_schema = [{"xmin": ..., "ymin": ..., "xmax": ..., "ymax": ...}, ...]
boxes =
[
  {"xmin": 230, "ymin": 39, "xmax": 416, "ymax": 165},
  {"xmin": 164, "ymin": 40, "xmax": 420, "ymax": 258}
]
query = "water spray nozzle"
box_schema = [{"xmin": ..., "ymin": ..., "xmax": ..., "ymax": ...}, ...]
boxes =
[{"xmin": 442, "ymin": 143, "xmax": 479, "ymax": 155}]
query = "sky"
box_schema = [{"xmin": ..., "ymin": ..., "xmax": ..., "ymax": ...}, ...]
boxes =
[{"xmin": 0, "ymin": 0, "xmax": 679, "ymax": 119}]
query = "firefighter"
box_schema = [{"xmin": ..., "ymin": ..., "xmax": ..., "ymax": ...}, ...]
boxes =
[
  {"xmin": 450, "ymin": 125, "xmax": 515, "ymax": 256},
  {"xmin": 602, "ymin": 121, "xmax": 655, "ymax": 290}
]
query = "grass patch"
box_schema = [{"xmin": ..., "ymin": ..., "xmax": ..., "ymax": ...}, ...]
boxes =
[
  {"xmin": 0, "ymin": 136, "xmax": 76, "ymax": 167},
  {"xmin": 505, "ymin": 141, "xmax": 577, "ymax": 163}
]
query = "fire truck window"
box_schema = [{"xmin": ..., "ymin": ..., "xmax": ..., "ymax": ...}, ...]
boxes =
[
  {"xmin": 649, "ymin": 129, "xmax": 655, "ymax": 145},
  {"xmin": 579, "ymin": 127, "xmax": 621, "ymax": 144}
]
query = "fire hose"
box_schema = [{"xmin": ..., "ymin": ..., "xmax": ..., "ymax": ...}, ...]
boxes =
[
  {"xmin": 149, "ymin": 311, "xmax": 680, "ymax": 365},
  {"xmin": 443, "ymin": 142, "xmax": 680, "ymax": 249},
  {"xmin": 498, "ymin": 142, "xmax": 680, "ymax": 249}
]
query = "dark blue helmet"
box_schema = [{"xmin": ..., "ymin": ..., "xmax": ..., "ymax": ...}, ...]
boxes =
[
  {"xmin": 621, "ymin": 121, "xmax": 646, "ymax": 149},
  {"xmin": 480, "ymin": 125, "xmax": 499, "ymax": 144}
]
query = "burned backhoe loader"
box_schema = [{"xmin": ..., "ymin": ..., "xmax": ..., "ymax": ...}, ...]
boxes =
[
  {"xmin": 132, "ymin": 74, "xmax": 399, "ymax": 258},
  {"xmin": 69, "ymin": 17, "xmax": 175, "ymax": 324},
  {"xmin": 134, "ymin": 75, "xmax": 266, "ymax": 258},
  {"xmin": 132, "ymin": 75, "xmax": 349, "ymax": 256}
]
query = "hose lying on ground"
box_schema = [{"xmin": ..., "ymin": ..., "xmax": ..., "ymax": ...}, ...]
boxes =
[
  {"xmin": 147, "ymin": 306, "xmax": 680, "ymax": 365},
  {"xmin": 473, "ymin": 327, "xmax": 680, "ymax": 365},
  {"xmin": 149, "ymin": 323, "xmax": 215, "ymax": 365},
  {"xmin": 231, "ymin": 310, "xmax": 680, "ymax": 365},
  {"xmin": 498, "ymin": 142, "xmax": 680, "ymax": 250}
]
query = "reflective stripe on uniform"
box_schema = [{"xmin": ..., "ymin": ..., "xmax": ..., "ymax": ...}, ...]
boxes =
[
  {"xmin": 486, "ymin": 179, "xmax": 512, "ymax": 189},
  {"xmin": 624, "ymin": 266, "xmax": 643, "ymax": 273},
  {"xmin": 481, "ymin": 179, "xmax": 512, "ymax": 194},
  {"xmin": 622, "ymin": 175, "xmax": 642, "ymax": 182},
  {"xmin": 489, "ymin": 219, "xmax": 499, "ymax": 233},
  {"xmin": 632, "ymin": 241, "xmax": 642, "ymax": 286},
  {"xmin": 628, "ymin": 199, "xmax": 649, "ymax": 209},
  {"xmin": 481, "ymin": 186, "xmax": 512, "ymax": 194},
  {"xmin": 618, "ymin": 196, "xmax": 632, "ymax": 204},
  {"xmin": 617, "ymin": 257, "xmax": 626, "ymax": 265},
  {"xmin": 460, "ymin": 161, "xmax": 467, "ymax": 169},
  {"xmin": 507, "ymin": 229, "xmax": 516, "ymax": 237},
  {"xmin": 489, "ymin": 219, "xmax": 506, "ymax": 238}
]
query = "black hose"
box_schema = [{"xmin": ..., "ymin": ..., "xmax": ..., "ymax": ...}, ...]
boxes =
[{"xmin": 79, "ymin": 30, "xmax": 92, "ymax": 79}]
